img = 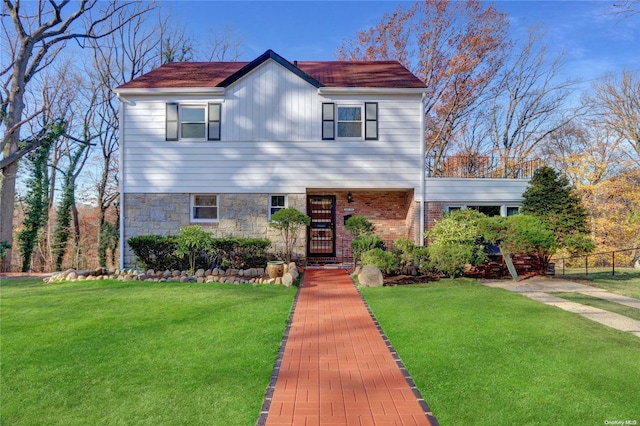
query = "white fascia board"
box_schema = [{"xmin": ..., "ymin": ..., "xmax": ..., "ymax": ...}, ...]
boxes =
[
  {"xmin": 113, "ymin": 87, "xmax": 226, "ymax": 96},
  {"xmin": 317, "ymin": 87, "xmax": 426, "ymax": 96}
]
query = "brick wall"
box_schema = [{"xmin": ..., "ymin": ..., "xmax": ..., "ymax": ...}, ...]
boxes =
[{"xmin": 309, "ymin": 190, "xmax": 415, "ymax": 261}]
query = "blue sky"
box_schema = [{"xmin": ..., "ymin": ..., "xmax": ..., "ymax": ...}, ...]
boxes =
[{"xmin": 165, "ymin": 0, "xmax": 640, "ymax": 89}]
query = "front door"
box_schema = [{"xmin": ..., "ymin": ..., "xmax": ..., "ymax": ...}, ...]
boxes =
[{"xmin": 307, "ymin": 195, "xmax": 336, "ymax": 257}]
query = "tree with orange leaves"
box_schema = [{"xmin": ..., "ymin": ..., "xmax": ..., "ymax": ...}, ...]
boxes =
[{"xmin": 336, "ymin": 0, "xmax": 510, "ymax": 170}]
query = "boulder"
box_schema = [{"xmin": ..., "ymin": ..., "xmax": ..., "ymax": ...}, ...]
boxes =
[
  {"xmin": 289, "ymin": 267, "xmax": 299, "ymax": 281},
  {"xmin": 195, "ymin": 269, "xmax": 205, "ymax": 278},
  {"xmin": 282, "ymin": 273, "xmax": 294, "ymax": 287},
  {"xmin": 358, "ymin": 265, "xmax": 384, "ymax": 287}
]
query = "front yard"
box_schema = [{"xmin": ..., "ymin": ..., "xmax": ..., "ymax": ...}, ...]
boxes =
[
  {"xmin": 361, "ymin": 279, "xmax": 640, "ymax": 425},
  {"xmin": 0, "ymin": 278, "xmax": 296, "ymax": 425},
  {"xmin": 2, "ymin": 276, "xmax": 639, "ymax": 425}
]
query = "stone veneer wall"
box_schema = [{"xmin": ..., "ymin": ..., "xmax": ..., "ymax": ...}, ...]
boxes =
[{"xmin": 123, "ymin": 193, "xmax": 306, "ymax": 267}]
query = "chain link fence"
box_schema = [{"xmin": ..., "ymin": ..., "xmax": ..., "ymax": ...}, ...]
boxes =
[{"xmin": 553, "ymin": 247, "xmax": 640, "ymax": 277}]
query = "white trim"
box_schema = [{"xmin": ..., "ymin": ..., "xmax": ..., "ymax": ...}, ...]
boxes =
[
  {"xmin": 268, "ymin": 194, "xmax": 288, "ymax": 220},
  {"xmin": 190, "ymin": 194, "xmax": 220, "ymax": 223},
  {"xmin": 336, "ymin": 104, "xmax": 363, "ymax": 139},
  {"xmin": 114, "ymin": 87, "xmax": 226, "ymax": 96},
  {"xmin": 119, "ymin": 100, "xmax": 125, "ymax": 269},
  {"xmin": 444, "ymin": 204, "xmax": 521, "ymax": 217},
  {"xmin": 318, "ymin": 87, "xmax": 425, "ymax": 96},
  {"xmin": 419, "ymin": 92, "xmax": 426, "ymax": 246}
]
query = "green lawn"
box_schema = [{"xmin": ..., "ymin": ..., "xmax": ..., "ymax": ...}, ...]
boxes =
[
  {"xmin": 1, "ymin": 278, "xmax": 296, "ymax": 425},
  {"xmin": 362, "ymin": 279, "xmax": 640, "ymax": 425},
  {"xmin": 557, "ymin": 268, "xmax": 640, "ymax": 299},
  {"xmin": 555, "ymin": 292, "xmax": 640, "ymax": 321}
]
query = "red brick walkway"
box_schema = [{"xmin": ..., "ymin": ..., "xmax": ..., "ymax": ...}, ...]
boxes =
[{"xmin": 261, "ymin": 268, "xmax": 437, "ymax": 425}]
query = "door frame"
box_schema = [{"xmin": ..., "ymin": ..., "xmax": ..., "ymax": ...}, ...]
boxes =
[{"xmin": 306, "ymin": 195, "xmax": 336, "ymax": 258}]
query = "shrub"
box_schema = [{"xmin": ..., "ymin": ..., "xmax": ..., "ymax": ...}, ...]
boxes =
[
  {"xmin": 128, "ymin": 234, "xmax": 272, "ymax": 271},
  {"xmin": 481, "ymin": 214, "xmax": 558, "ymax": 274},
  {"xmin": 269, "ymin": 208, "xmax": 310, "ymax": 263},
  {"xmin": 352, "ymin": 234, "xmax": 385, "ymax": 263},
  {"xmin": 345, "ymin": 215, "xmax": 376, "ymax": 238},
  {"xmin": 361, "ymin": 248, "xmax": 398, "ymax": 275},
  {"xmin": 0, "ymin": 241, "xmax": 11, "ymax": 261},
  {"xmin": 127, "ymin": 235, "xmax": 189, "ymax": 271},
  {"xmin": 175, "ymin": 226, "xmax": 214, "ymax": 273},
  {"xmin": 426, "ymin": 209, "xmax": 486, "ymax": 277}
]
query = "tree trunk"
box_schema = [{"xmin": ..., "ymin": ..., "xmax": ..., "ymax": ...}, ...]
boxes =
[{"xmin": 0, "ymin": 161, "xmax": 18, "ymax": 271}]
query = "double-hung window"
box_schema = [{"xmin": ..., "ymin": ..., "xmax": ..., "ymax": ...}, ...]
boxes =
[
  {"xmin": 337, "ymin": 106, "xmax": 362, "ymax": 138},
  {"xmin": 191, "ymin": 194, "xmax": 219, "ymax": 222},
  {"xmin": 269, "ymin": 195, "xmax": 287, "ymax": 219},
  {"xmin": 322, "ymin": 102, "xmax": 378, "ymax": 140},
  {"xmin": 166, "ymin": 103, "xmax": 222, "ymax": 141}
]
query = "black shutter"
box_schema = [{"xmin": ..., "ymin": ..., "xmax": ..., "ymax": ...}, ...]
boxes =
[
  {"xmin": 365, "ymin": 102, "xmax": 378, "ymax": 140},
  {"xmin": 166, "ymin": 103, "xmax": 178, "ymax": 141},
  {"xmin": 322, "ymin": 103, "xmax": 335, "ymax": 140},
  {"xmin": 208, "ymin": 103, "xmax": 221, "ymax": 141}
]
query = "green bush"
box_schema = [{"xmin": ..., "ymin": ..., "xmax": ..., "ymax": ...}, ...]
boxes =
[
  {"xmin": 426, "ymin": 209, "xmax": 487, "ymax": 277},
  {"xmin": 352, "ymin": 234, "xmax": 385, "ymax": 263},
  {"xmin": 269, "ymin": 208, "xmax": 311, "ymax": 263},
  {"xmin": 0, "ymin": 241, "xmax": 11, "ymax": 261},
  {"xmin": 176, "ymin": 226, "xmax": 214, "ymax": 273},
  {"xmin": 127, "ymin": 235, "xmax": 190, "ymax": 271},
  {"xmin": 128, "ymin": 234, "xmax": 271, "ymax": 271},
  {"xmin": 345, "ymin": 215, "xmax": 376, "ymax": 238},
  {"xmin": 361, "ymin": 248, "xmax": 398, "ymax": 274}
]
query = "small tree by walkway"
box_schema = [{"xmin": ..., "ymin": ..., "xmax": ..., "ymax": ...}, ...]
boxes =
[{"xmin": 269, "ymin": 208, "xmax": 310, "ymax": 264}]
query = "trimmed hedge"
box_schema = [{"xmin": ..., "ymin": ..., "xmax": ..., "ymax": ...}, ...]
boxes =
[{"xmin": 128, "ymin": 235, "xmax": 271, "ymax": 270}]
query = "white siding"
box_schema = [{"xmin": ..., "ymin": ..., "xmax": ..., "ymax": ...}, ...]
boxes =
[
  {"xmin": 424, "ymin": 178, "xmax": 529, "ymax": 203},
  {"xmin": 121, "ymin": 59, "xmax": 423, "ymax": 194}
]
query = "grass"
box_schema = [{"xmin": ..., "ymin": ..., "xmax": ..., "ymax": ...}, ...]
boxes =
[
  {"xmin": 554, "ymin": 292, "xmax": 640, "ymax": 321},
  {"xmin": 1, "ymin": 278, "xmax": 296, "ymax": 425},
  {"xmin": 557, "ymin": 268, "xmax": 640, "ymax": 299},
  {"xmin": 361, "ymin": 279, "xmax": 640, "ymax": 425}
]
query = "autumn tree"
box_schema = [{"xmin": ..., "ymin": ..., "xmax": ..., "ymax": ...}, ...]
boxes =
[
  {"xmin": 588, "ymin": 69, "xmax": 640, "ymax": 166},
  {"xmin": 487, "ymin": 27, "xmax": 580, "ymax": 177},
  {"xmin": 336, "ymin": 0, "xmax": 510, "ymax": 172},
  {"xmin": 0, "ymin": 0, "xmax": 151, "ymax": 271}
]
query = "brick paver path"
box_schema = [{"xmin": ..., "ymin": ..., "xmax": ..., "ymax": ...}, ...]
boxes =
[{"xmin": 262, "ymin": 268, "xmax": 437, "ymax": 425}]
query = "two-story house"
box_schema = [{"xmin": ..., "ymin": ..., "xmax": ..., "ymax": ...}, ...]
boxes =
[{"xmin": 114, "ymin": 49, "xmax": 531, "ymax": 268}]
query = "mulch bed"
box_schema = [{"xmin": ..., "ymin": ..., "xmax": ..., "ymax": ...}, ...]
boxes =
[{"xmin": 383, "ymin": 274, "xmax": 440, "ymax": 286}]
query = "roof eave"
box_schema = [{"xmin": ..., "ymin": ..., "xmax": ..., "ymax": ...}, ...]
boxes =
[
  {"xmin": 318, "ymin": 87, "xmax": 426, "ymax": 95},
  {"xmin": 113, "ymin": 87, "xmax": 226, "ymax": 96}
]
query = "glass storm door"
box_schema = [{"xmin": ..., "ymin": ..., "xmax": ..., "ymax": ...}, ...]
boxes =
[{"xmin": 307, "ymin": 195, "xmax": 336, "ymax": 257}]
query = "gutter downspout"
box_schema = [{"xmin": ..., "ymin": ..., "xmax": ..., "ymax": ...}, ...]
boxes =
[
  {"xmin": 420, "ymin": 92, "xmax": 426, "ymax": 246},
  {"xmin": 116, "ymin": 93, "xmax": 126, "ymax": 270}
]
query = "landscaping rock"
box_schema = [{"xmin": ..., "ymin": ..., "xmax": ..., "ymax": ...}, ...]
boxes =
[
  {"xmin": 195, "ymin": 269, "xmax": 205, "ymax": 278},
  {"xmin": 358, "ymin": 265, "xmax": 383, "ymax": 287},
  {"xmin": 289, "ymin": 267, "xmax": 299, "ymax": 281},
  {"xmin": 282, "ymin": 273, "xmax": 294, "ymax": 287}
]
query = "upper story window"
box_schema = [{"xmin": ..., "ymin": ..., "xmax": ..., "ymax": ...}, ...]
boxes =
[
  {"xmin": 166, "ymin": 103, "xmax": 221, "ymax": 141},
  {"xmin": 322, "ymin": 102, "xmax": 378, "ymax": 140},
  {"xmin": 337, "ymin": 106, "xmax": 362, "ymax": 138}
]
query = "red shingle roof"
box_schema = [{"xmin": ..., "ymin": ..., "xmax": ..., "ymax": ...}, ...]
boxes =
[{"xmin": 117, "ymin": 51, "xmax": 426, "ymax": 90}]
